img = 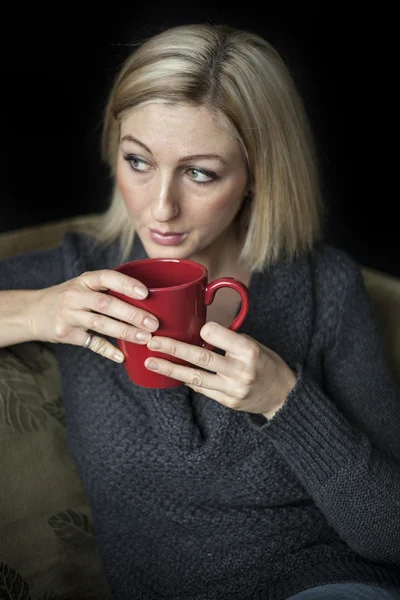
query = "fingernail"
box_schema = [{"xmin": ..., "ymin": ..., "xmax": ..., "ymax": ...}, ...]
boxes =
[
  {"xmin": 113, "ymin": 353, "xmax": 124, "ymax": 363},
  {"xmin": 147, "ymin": 339, "xmax": 161, "ymax": 349},
  {"xmin": 146, "ymin": 359, "xmax": 159, "ymax": 370},
  {"xmin": 143, "ymin": 317, "xmax": 158, "ymax": 331},
  {"xmin": 136, "ymin": 331, "xmax": 152, "ymax": 342},
  {"xmin": 134, "ymin": 285, "xmax": 148, "ymax": 299}
]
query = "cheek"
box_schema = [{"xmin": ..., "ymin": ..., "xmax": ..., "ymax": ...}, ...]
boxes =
[
  {"xmin": 116, "ymin": 174, "xmax": 131, "ymax": 199},
  {"xmin": 192, "ymin": 181, "xmax": 245, "ymax": 215},
  {"xmin": 209, "ymin": 188, "xmax": 246, "ymax": 219},
  {"xmin": 190, "ymin": 196, "xmax": 243, "ymax": 234},
  {"xmin": 211, "ymin": 170, "xmax": 247, "ymax": 214}
]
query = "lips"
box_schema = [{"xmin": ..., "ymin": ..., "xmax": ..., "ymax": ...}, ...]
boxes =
[
  {"xmin": 150, "ymin": 229, "xmax": 186, "ymax": 236},
  {"xmin": 148, "ymin": 229, "xmax": 188, "ymax": 246}
]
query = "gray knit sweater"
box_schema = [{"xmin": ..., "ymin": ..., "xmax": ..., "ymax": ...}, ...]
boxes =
[{"xmin": 1, "ymin": 232, "xmax": 400, "ymax": 600}]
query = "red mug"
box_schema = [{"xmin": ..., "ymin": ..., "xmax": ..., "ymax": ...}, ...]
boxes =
[{"xmin": 109, "ymin": 258, "xmax": 250, "ymax": 388}]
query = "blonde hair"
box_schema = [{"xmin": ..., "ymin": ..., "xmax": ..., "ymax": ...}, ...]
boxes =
[{"xmin": 95, "ymin": 23, "xmax": 324, "ymax": 271}]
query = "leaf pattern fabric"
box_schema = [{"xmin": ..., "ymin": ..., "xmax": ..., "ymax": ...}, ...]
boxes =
[
  {"xmin": 0, "ymin": 562, "xmax": 31, "ymax": 600},
  {"xmin": 48, "ymin": 510, "xmax": 94, "ymax": 546},
  {"xmin": 0, "ymin": 343, "xmax": 111, "ymax": 600}
]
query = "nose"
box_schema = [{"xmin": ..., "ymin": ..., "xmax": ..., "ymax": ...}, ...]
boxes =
[{"xmin": 150, "ymin": 174, "xmax": 180, "ymax": 222}]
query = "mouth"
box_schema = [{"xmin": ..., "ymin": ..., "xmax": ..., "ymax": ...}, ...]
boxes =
[
  {"xmin": 150, "ymin": 229, "xmax": 186, "ymax": 236},
  {"xmin": 148, "ymin": 229, "xmax": 188, "ymax": 246}
]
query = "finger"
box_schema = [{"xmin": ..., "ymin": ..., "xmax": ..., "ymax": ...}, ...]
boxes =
[
  {"xmin": 145, "ymin": 356, "xmax": 245, "ymax": 405},
  {"xmin": 71, "ymin": 329, "xmax": 125, "ymax": 363},
  {"xmin": 144, "ymin": 351, "xmax": 245, "ymax": 398},
  {"xmin": 200, "ymin": 321, "xmax": 257, "ymax": 358},
  {"xmin": 69, "ymin": 300, "xmax": 156, "ymax": 345},
  {"xmin": 145, "ymin": 355, "xmax": 219, "ymax": 388},
  {"xmin": 80, "ymin": 269, "xmax": 149, "ymax": 299},
  {"xmin": 147, "ymin": 335, "xmax": 235, "ymax": 377},
  {"xmin": 79, "ymin": 270, "xmax": 159, "ymax": 329},
  {"xmin": 79, "ymin": 290, "xmax": 159, "ymax": 338}
]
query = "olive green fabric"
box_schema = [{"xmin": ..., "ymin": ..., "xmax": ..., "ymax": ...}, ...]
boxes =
[
  {"xmin": 0, "ymin": 342, "xmax": 111, "ymax": 600},
  {"xmin": 362, "ymin": 267, "xmax": 400, "ymax": 388}
]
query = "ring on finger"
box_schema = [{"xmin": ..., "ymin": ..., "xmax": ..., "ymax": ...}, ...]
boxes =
[{"xmin": 83, "ymin": 332, "xmax": 94, "ymax": 349}]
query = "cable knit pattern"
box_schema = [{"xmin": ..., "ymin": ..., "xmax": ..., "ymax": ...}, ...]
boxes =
[{"xmin": 1, "ymin": 233, "xmax": 400, "ymax": 599}]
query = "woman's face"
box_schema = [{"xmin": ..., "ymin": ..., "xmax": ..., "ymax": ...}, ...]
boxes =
[{"xmin": 116, "ymin": 102, "xmax": 249, "ymax": 270}]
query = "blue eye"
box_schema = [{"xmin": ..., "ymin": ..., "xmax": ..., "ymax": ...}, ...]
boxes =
[
  {"xmin": 187, "ymin": 168, "xmax": 216, "ymax": 184},
  {"xmin": 124, "ymin": 155, "xmax": 151, "ymax": 172}
]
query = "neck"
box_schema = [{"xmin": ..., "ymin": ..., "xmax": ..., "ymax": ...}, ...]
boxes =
[{"xmin": 192, "ymin": 224, "xmax": 249, "ymax": 283}]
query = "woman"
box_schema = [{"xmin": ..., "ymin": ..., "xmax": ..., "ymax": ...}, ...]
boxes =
[{"xmin": 0, "ymin": 23, "xmax": 399, "ymax": 600}]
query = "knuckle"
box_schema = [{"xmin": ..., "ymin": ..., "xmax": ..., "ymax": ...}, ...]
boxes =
[
  {"xmin": 164, "ymin": 364, "xmax": 174, "ymax": 377},
  {"xmin": 128, "ymin": 308, "xmax": 138, "ymax": 323},
  {"xmin": 54, "ymin": 322, "xmax": 70, "ymax": 341},
  {"xmin": 236, "ymin": 382, "xmax": 250, "ymax": 399},
  {"xmin": 91, "ymin": 336, "xmax": 108, "ymax": 355},
  {"xmin": 94, "ymin": 292, "xmax": 111, "ymax": 311},
  {"xmin": 245, "ymin": 342, "xmax": 261, "ymax": 362},
  {"xmin": 196, "ymin": 349, "xmax": 212, "ymax": 368},
  {"xmin": 119, "ymin": 325, "xmax": 131, "ymax": 341},
  {"xmin": 190, "ymin": 371, "xmax": 204, "ymax": 388},
  {"xmin": 89, "ymin": 314, "xmax": 105, "ymax": 330},
  {"xmin": 165, "ymin": 343, "xmax": 177, "ymax": 356},
  {"xmin": 121, "ymin": 277, "xmax": 135, "ymax": 293},
  {"xmin": 96, "ymin": 270, "xmax": 108, "ymax": 287},
  {"xmin": 226, "ymin": 397, "xmax": 241, "ymax": 410},
  {"xmin": 239, "ymin": 367, "xmax": 256, "ymax": 386}
]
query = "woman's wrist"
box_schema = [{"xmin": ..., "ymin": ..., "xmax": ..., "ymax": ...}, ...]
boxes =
[{"xmin": 262, "ymin": 369, "xmax": 296, "ymax": 420}]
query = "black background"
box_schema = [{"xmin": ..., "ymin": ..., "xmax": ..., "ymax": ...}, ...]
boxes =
[{"xmin": 0, "ymin": 7, "xmax": 397, "ymax": 276}]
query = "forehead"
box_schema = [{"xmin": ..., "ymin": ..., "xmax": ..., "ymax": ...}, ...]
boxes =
[{"xmin": 120, "ymin": 102, "xmax": 241, "ymax": 157}]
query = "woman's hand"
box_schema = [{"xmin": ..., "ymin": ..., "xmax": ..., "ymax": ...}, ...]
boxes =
[
  {"xmin": 145, "ymin": 321, "xmax": 296, "ymax": 418},
  {"xmin": 28, "ymin": 270, "xmax": 159, "ymax": 362}
]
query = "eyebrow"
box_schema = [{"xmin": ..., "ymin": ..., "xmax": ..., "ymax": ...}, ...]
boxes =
[{"xmin": 120, "ymin": 135, "xmax": 227, "ymax": 164}]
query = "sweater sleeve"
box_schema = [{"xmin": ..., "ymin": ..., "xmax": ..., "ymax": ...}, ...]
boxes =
[
  {"xmin": 250, "ymin": 257, "xmax": 400, "ymax": 566},
  {"xmin": 0, "ymin": 231, "xmax": 109, "ymax": 292},
  {"xmin": 0, "ymin": 245, "xmax": 66, "ymax": 291}
]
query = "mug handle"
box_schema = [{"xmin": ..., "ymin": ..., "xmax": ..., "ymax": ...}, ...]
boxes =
[{"xmin": 202, "ymin": 277, "xmax": 250, "ymax": 350}]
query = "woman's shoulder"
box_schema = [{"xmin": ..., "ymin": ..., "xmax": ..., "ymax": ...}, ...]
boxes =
[
  {"xmin": 270, "ymin": 242, "xmax": 363, "ymax": 298},
  {"xmin": 308, "ymin": 241, "xmax": 364, "ymax": 292},
  {"xmin": 303, "ymin": 242, "xmax": 373, "ymax": 332}
]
